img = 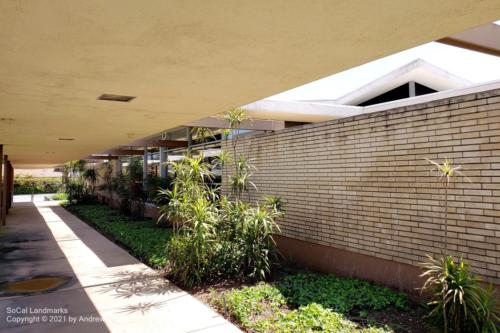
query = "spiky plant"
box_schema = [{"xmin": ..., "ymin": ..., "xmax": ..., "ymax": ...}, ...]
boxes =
[
  {"xmin": 82, "ymin": 168, "xmax": 98, "ymax": 196},
  {"xmin": 424, "ymin": 158, "xmax": 470, "ymax": 253},
  {"xmin": 223, "ymin": 108, "xmax": 249, "ymax": 197},
  {"xmin": 420, "ymin": 255, "xmax": 499, "ymax": 332},
  {"xmin": 229, "ymin": 155, "xmax": 257, "ymax": 201}
]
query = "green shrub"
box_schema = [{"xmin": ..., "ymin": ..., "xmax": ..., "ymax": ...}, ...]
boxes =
[
  {"xmin": 13, "ymin": 176, "xmax": 62, "ymax": 194},
  {"xmin": 159, "ymin": 154, "xmax": 282, "ymax": 287},
  {"xmin": 66, "ymin": 204, "xmax": 172, "ymax": 267},
  {"xmin": 239, "ymin": 205, "xmax": 281, "ymax": 280},
  {"xmin": 114, "ymin": 158, "xmax": 147, "ymax": 218},
  {"xmin": 158, "ymin": 108, "xmax": 283, "ymax": 287},
  {"xmin": 420, "ymin": 255, "xmax": 500, "ymax": 333},
  {"xmin": 166, "ymin": 197, "xmax": 218, "ymax": 287},
  {"xmin": 62, "ymin": 160, "xmax": 98, "ymax": 204}
]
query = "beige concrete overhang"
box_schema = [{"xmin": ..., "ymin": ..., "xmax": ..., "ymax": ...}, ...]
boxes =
[{"xmin": 1, "ymin": 1, "xmax": 499, "ymax": 168}]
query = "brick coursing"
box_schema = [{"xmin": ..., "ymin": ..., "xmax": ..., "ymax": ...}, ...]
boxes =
[{"xmin": 222, "ymin": 88, "xmax": 500, "ymax": 284}]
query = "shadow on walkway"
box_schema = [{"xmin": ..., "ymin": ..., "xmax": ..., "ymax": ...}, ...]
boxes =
[{"xmin": 0, "ymin": 202, "xmax": 110, "ymax": 332}]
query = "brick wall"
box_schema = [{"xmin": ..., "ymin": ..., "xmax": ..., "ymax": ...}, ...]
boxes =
[{"xmin": 222, "ymin": 88, "xmax": 500, "ymax": 284}]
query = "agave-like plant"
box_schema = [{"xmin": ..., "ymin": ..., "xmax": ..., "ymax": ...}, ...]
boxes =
[
  {"xmin": 263, "ymin": 195, "xmax": 286, "ymax": 217},
  {"xmin": 420, "ymin": 255, "xmax": 499, "ymax": 332},
  {"xmin": 424, "ymin": 158, "xmax": 470, "ymax": 253}
]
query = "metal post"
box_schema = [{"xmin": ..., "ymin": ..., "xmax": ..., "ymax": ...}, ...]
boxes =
[
  {"xmin": 159, "ymin": 147, "xmax": 167, "ymax": 178},
  {"xmin": 114, "ymin": 158, "xmax": 122, "ymax": 177},
  {"xmin": 409, "ymin": 81, "xmax": 416, "ymax": 97},
  {"xmin": 143, "ymin": 147, "xmax": 148, "ymax": 190},
  {"xmin": 187, "ymin": 127, "xmax": 193, "ymax": 153}
]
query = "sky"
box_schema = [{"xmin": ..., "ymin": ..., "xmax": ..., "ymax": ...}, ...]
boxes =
[{"xmin": 269, "ymin": 41, "xmax": 500, "ymax": 102}]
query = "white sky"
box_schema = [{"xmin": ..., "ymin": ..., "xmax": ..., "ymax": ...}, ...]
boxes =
[{"xmin": 269, "ymin": 41, "xmax": 500, "ymax": 101}]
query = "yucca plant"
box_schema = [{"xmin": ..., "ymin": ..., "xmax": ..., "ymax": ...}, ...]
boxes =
[
  {"xmin": 82, "ymin": 168, "xmax": 98, "ymax": 196},
  {"xmin": 167, "ymin": 197, "xmax": 218, "ymax": 287},
  {"xmin": 98, "ymin": 162, "xmax": 114, "ymax": 198},
  {"xmin": 63, "ymin": 160, "xmax": 87, "ymax": 202},
  {"xmin": 241, "ymin": 205, "xmax": 281, "ymax": 280},
  {"xmin": 420, "ymin": 255, "xmax": 499, "ymax": 332},
  {"xmin": 213, "ymin": 149, "xmax": 231, "ymax": 184},
  {"xmin": 223, "ymin": 108, "xmax": 249, "ymax": 197},
  {"xmin": 425, "ymin": 158, "xmax": 470, "ymax": 253},
  {"xmin": 230, "ymin": 155, "xmax": 257, "ymax": 201},
  {"xmin": 157, "ymin": 154, "xmax": 216, "ymax": 234},
  {"xmin": 420, "ymin": 158, "xmax": 500, "ymax": 332},
  {"xmin": 264, "ymin": 195, "xmax": 286, "ymax": 217}
]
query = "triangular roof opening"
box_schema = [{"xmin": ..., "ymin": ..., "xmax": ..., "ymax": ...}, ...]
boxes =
[{"xmin": 304, "ymin": 59, "xmax": 472, "ymax": 107}]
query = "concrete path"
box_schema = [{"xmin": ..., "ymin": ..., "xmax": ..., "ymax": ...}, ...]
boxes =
[{"xmin": 0, "ymin": 201, "xmax": 241, "ymax": 333}]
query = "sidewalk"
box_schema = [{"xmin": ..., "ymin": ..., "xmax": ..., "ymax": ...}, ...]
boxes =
[{"xmin": 0, "ymin": 201, "xmax": 241, "ymax": 333}]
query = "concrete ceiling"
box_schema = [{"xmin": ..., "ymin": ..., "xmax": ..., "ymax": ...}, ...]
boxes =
[{"xmin": 1, "ymin": 1, "xmax": 499, "ymax": 168}]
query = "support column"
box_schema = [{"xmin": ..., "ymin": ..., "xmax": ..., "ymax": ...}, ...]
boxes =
[
  {"xmin": 0, "ymin": 144, "xmax": 3, "ymax": 226},
  {"xmin": 113, "ymin": 158, "xmax": 122, "ymax": 177},
  {"xmin": 7, "ymin": 161, "xmax": 13, "ymax": 210},
  {"xmin": 187, "ymin": 127, "xmax": 193, "ymax": 153},
  {"xmin": 1, "ymin": 155, "xmax": 8, "ymax": 224},
  {"xmin": 409, "ymin": 81, "xmax": 416, "ymax": 97},
  {"xmin": 159, "ymin": 147, "xmax": 167, "ymax": 178},
  {"xmin": 143, "ymin": 147, "xmax": 148, "ymax": 190}
]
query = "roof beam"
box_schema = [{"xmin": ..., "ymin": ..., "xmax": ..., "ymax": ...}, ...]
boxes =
[
  {"xmin": 437, "ymin": 23, "xmax": 500, "ymax": 57},
  {"xmin": 125, "ymin": 139, "xmax": 188, "ymax": 148},
  {"xmin": 85, "ymin": 155, "xmax": 119, "ymax": 160},
  {"xmin": 106, "ymin": 149, "xmax": 145, "ymax": 156},
  {"xmin": 185, "ymin": 117, "xmax": 285, "ymax": 131}
]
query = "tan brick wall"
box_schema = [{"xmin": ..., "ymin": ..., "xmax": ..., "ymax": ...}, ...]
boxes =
[{"xmin": 222, "ymin": 88, "xmax": 500, "ymax": 284}]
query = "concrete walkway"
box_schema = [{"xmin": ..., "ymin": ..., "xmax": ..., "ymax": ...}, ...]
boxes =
[{"xmin": 0, "ymin": 201, "xmax": 241, "ymax": 333}]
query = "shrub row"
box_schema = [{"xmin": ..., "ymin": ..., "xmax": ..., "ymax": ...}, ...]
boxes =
[{"xmin": 13, "ymin": 176, "xmax": 62, "ymax": 194}]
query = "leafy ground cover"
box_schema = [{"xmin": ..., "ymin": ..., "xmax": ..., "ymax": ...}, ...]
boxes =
[
  {"xmin": 65, "ymin": 203, "xmax": 172, "ymax": 267},
  {"xmin": 207, "ymin": 273, "xmax": 430, "ymax": 333},
  {"xmin": 64, "ymin": 203, "xmax": 430, "ymax": 332}
]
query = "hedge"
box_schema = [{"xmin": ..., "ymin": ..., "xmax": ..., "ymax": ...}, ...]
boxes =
[{"xmin": 13, "ymin": 176, "xmax": 62, "ymax": 195}]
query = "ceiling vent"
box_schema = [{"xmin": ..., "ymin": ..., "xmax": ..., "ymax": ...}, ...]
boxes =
[{"xmin": 98, "ymin": 94, "xmax": 135, "ymax": 102}]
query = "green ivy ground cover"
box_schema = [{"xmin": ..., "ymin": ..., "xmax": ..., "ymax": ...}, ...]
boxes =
[
  {"xmin": 66, "ymin": 203, "xmax": 172, "ymax": 267},
  {"xmin": 212, "ymin": 274, "xmax": 414, "ymax": 333}
]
